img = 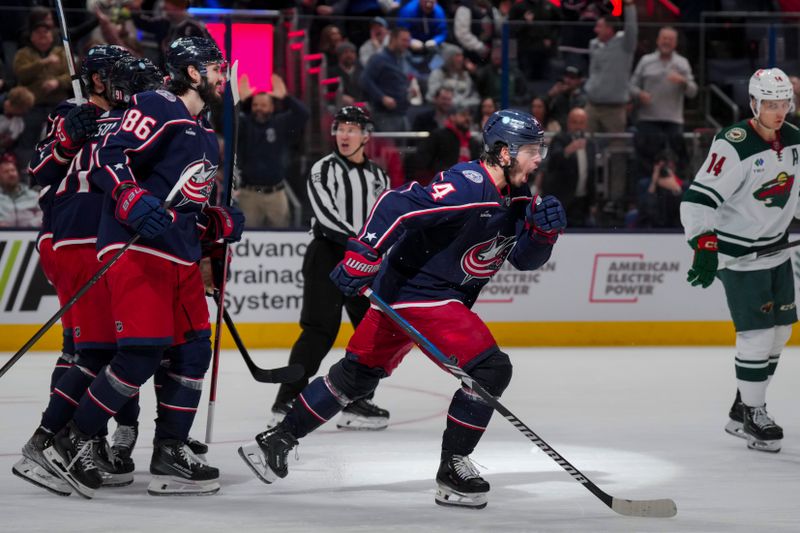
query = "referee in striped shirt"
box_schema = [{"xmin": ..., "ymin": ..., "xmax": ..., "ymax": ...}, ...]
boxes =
[{"xmin": 269, "ymin": 106, "xmax": 392, "ymax": 430}]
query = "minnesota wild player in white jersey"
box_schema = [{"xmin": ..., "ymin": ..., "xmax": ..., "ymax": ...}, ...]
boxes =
[{"xmin": 681, "ymin": 68, "xmax": 800, "ymax": 453}]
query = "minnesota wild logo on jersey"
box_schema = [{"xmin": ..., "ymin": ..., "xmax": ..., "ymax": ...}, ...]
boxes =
[{"xmin": 753, "ymin": 172, "xmax": 795, "ymax": 208}]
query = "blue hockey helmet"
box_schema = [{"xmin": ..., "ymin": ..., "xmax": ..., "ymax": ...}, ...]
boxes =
[
  {"xmin": 107, "ymin": 56, "xmax": 164, "ymax": 108},
  {"xmin": 79, "ymin": 45, "xmax": 130, "ymax": 94},
  {"xmin": 482, "ymin": 109, "xmax": 546, "ymax": 159},
  {"xmin": 165, "ymin": 36, "xmax": 224, "ymax": 85}
]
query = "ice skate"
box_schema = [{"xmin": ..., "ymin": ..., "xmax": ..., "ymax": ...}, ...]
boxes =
[
  {"xmin": 186, "ymin": 437, "xmax": 209, "ymax": 463},
  {"xmin": 724, "ymin": 390, "xmax": 746, "ymax": 440},
  {"xmin": 336, "ymin": 398, "xmax": 389, "ymax": 431},
  {"xmin": 12, "ymin": 427, "xmax": 72, "ymax": 497},
  {"xmin": 238, "ymin": 423, "xmax": 298, "ymax": 485},
  {"xmin": 743, "ymin": 405, "xmax": 783, "ymax": 453},
  {"xmin": 148, "ymin": 439, "xmax": 220, "ymax": 496},
  {"xmin": 43, "ymin": 421, "xmax": 103, "ymax": 499},
  {"xmin": 266, "ymin": 399, "xmax": 294, "ymax": 430},
  {"xmin": 94, "ymin": 436, "xmax": 134, "ymax": 487},
  {"xmin": 111, "ymin": 423, "xmax": 138, "ymax": 474},
  {"xmin": 435, "ymin": 454, "xmax": 489, "ymax": 509}
]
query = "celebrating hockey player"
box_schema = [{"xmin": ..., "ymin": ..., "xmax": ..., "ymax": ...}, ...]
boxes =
[
  {"xmin": 41, "ymin": 36, "xmax": 244, "ymax": 499},
  {"xmin": 239, "ymin": 109, "xmax": 566, "ymax": 509},
  {"xmin": 269, "ymin": 105, "xmax": 392, "ymax": 431},
  {"xmin": 681, "ymin": 67, "xmax": 800, "ymax": 453}
]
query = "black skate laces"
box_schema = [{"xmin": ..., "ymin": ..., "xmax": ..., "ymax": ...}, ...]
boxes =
[{"xmin": 452, "ymin": 456, "xmax": 484, "ymax": 480}]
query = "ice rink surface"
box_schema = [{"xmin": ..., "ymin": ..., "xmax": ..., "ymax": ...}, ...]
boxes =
[{"xmin": 3, "ymin": 346, "xmax": 800, "ymax": 533}]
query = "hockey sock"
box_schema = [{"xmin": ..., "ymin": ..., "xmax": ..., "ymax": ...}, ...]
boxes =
[
  {"xmin": 154, "ymin": 339, "xmax": 210, "ymax": 442},
  {"xmin": 73, "ymin": 349, "xmax": 163, "ymax": 437},
  {"xmin": 48, "ymin": 333, "xmax": 76, "ymax": 392},
  {"xmin": 114, "ymin": 394, "xmax": 141, "ymax": 427},
  {"xmin": 735, "ymin": 329, "xmax": 774, "ymax": 407},
  {"xmin": 441, "ymin": 388, "xmax": 495, "ymax": 457},
  {"xmin": 283, "ymin": 376, "xmax": 347, "ymax": 438},
  {"xmin": 41, "ymin": 364, "xmax": 95, "ymax": 433},
  {"xmin": 766, "ymin": 325, "xmax": 790, "ymax": 386}
]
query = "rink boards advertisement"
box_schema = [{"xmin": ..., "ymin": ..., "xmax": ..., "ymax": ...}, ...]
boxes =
[{"xmin": 0, "ymin": 229, "xmax": 793, "ymax": 349}]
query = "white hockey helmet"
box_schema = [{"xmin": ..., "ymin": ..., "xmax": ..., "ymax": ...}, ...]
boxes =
[{"xmin": 749, "ymin": 67, "xmax": 795, "ymax": 118}]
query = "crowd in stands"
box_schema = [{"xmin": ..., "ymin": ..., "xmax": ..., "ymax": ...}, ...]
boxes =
[{"xmin": 0, "ymin": 0, "xmax": 798, "ymax": 229}]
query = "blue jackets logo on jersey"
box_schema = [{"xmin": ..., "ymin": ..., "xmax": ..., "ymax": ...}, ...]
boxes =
[
  {"xmin": 175, "ymin": 155, "xmax": 218, "ymax": 207},
  {"xmin": 460, "ymin": 233, "xmax": 516, "ymax": 283}
]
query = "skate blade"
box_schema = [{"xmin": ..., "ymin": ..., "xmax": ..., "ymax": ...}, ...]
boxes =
[
  {"xmin": 336, "ymin": 413, "xmax": 389, "ymax": 431},
  {"xmin": 42, "ymin": 447, "xmax": 96, "ymax": 499},
  {"xmin": 147, "ymin": 475, "xmax": 219, "ymax": 496},
  {"xmin": 238, "ymin": 444, "xmax": 278, "ymax": 485},
  {"xmin": 746, "ymin": 436, "xmax": 781, "ymax": 453},
  {"xmin": 435, "ymin": 484, "xmax": 488, "ymax": 510},
  {"xmin": 100, "ymin": 472, "xmax": 134, "ymax": 487},
  {"xmin": 724, "ymin": 420, "xmax": 747, "ymax": 440},
  {"xmin": 12, "ymin": 458, "xmax": 72, "ymax": 497}
]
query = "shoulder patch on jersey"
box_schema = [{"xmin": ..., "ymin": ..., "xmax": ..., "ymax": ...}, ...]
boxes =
[
  {"xmin": 462, "ymin": 170, "xmax": 484, "ymax": 184},
  {"xmin": 155, "ymin": 89, "xmax": 177, "ymax": 102},
  {"xmin": 725, "ymin": 127, "xmax": 747, "ymax": 143}
]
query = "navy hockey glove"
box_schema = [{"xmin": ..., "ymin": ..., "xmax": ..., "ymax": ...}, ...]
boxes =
[
  {"xmin": 198, "ymin": 206, "xmax": 245, "ymax": 243},
  {"xmin": 526, "ymin": 195, "xmax": 567, "ymax": 244},
  {"xmin": 687, "ymin": 232, "xmax": 718, "ymax": 288},
  {"xmin": 113, "ymin": 182, "xmax": 173, "ymax": 239},
  {"xmin": 56, "ymin": 104, "xmax": 101, "ymax": 156},
  {"xmin": 330, "ymin": 238, "xmax": 382, "ymax": 297}
]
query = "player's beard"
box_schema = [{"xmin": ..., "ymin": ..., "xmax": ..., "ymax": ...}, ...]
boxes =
[{"xmin": 197, "ymin": 77, "xmax": 222, "ymax": 106}]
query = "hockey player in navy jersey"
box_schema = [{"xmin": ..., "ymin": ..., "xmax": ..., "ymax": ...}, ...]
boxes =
[
  {"xmin": 239, "ymin": 109, "xmax": 566, "ymax": 509},
  {"xmin": 42, "ymin": 36, "xmax": 244, "ymax": 499},
  {"xmin": 13, "ymin": 56, "xmax": 166, "ymax": 498}
]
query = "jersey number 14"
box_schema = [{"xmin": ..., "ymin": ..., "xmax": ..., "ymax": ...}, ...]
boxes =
[{"xmin": 706, "ymin": 153, "xmax": 726, "ymax": 176}]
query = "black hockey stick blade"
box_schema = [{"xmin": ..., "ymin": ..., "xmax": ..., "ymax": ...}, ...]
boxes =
[{"xmin": 210, "ymin": 291, "xmax": 304, "ymax": 384}]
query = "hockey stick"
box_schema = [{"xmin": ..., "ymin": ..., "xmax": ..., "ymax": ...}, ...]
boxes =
[
  {"xmin": 0, "ymin": 173, "xmax": 195, "ymax": 381},
  {"xmin": 364, "ymin": 288, "xmax": 678, "ymax": 518},
  {"xmin": 53, "ymin": 0, "xmax": 85, "ymax": 103},
  {"xmin": 206, "ymin": 59, "xmax": 240, "ymax": 442},
  {"xmin": 721, "ymin": 238, "xmax": 800, "ymax": 268},
  {"xmin": 209, "ymin": 292, "xmax": 304, "ymax": 384}
]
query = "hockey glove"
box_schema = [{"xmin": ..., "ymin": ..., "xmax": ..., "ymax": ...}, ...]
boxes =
[
  {"xmin": 526, "ymin": 195, "xmax": 567, "ymax": 244},
  {"xmin": 330, "ymin": 238, "xmax": 382, "ymax": 297},
  {"xmin": 687, "ymin": 232, "xmax": 718, "ymax": 288},
  {"xmin": 201, "ymin": 240, "xmax": 231, "ymax": 291},
  {"xmin": 198, "ymin": 205, "xmax": 245, "ymax": 243},
  {"xmin": 55, "ymin": 104, "xmax": 101, "ymax": 156},
  {"xmin": 113, "ymin": 182, "xmax": 173, "ymax": 239}
]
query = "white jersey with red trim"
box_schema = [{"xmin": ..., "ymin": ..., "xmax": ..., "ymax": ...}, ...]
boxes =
[
  {"xmin": 88, "ymin": 89, "xmax": 219, "ymax": 264},
  {"xmin": 363, "ymin": 160, "xmax": 554, "ymax": 308}
]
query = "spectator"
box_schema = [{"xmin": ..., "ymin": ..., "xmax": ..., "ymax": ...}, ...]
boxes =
[
  {"xmin": 13, "ymin": 10, "xmax": 70, "ymax": 110},
  {"xmin": 88, "ymin": 0, "xmax": 142, "ymax": 53},
  {"xmin": 345, "ymin": 0, "xmax": 398, "ymax": 47},
  {"xmin": 530, "ymin": 96, "xmax": 561, "ymax": 135},
  {"xmin": 412, "ymin": 86, "xmax": 454, "ymax": 132},
  {"xmin": 128, "ymin": 0, "xmax": 210, "ymax": 67},
  {"xmin": 508, "ymin": 0, "xmax": 560, "ymax": 80},
  {"xmin": 474, "ymin": 44, "xmax": 527, "ymax": 105},
  {"xmin": 0, "ymin": 86, "xmax": 35, "ymax": 154},
  {"xmin": 237, "ymin": 75, "xmax": 310, "ymax": 228},
  {"xmin": 475, "ymin": 96, "xmax": 496, "ymax": 132},
  {"xmin": 328, "ymin": 41, "xmax": 364, "ymax": 106},
  {"xmin": 319, "ymin": 24, "xmax": 345, "ymax": 67},
  {"xmin": 361, "ymin": 26, "xmax": 413, "ymax": 131},
  {"xmin": 547, "ymin": 65, "xmax": 587, "ymax": 131},
  {"xmin": 359, "ymin": 16, "xmax": 389, "ymax": 67},
  {"xmin": 636, "ymin": 149, "xmax": 685, "ymax": 228},
  {"xmin": 630, "ymin": 26, "xmax": 697, "ymax": 180},
  {"xmin": 398, "ymin": 0, "xmax": 448, "ymax": 74},
  {"xmin": 584, "ymin": 0, "xmax": 637, "ymax": 203},
  {"xmin": 540, "ymin": 107, "xmax": 597, "ymax": 227},
  {"xmin": 559, "ymin": 0, "xmax": 614, "ymax": 74},
  {"xmin": 412, "ymin": 102, "xmax": 482, "ymax": 185},
  {"xmin": 426, "ymin": 44, "xmax": 480, "ymax": 110},
  {"xmin": 453, "ymin": 0, "xmax": 500, "ymax": 64},
  {"xmin": 0, "ymin": 153, "xmax": 42, "ymax": 228}
]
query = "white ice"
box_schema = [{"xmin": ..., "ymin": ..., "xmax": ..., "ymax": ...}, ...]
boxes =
[{"xmin": 2, "ymin": 346, "xmax": 800, "ymax": 533}]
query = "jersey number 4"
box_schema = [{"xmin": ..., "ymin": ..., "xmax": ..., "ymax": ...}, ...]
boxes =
[
  {"xmin": 706, "ymin": 153, "xmax": 726, "ymax": 176},
  {"xmin": 431, "ymin": 182, "xmax": 456, "ymax": 200},
  {"xmin": 120, "ymin": 109, "xmax": 157, "ymax": 141}
]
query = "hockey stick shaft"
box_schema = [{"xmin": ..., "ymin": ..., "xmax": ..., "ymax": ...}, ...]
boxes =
[
  {"xmin": 53, "ymin": 0, "xmax": 84, "ymax": 102},
  {"xmin": 0, "ymin": 173, "xmax": 193, "ymax": 380},
  {"xmin": 208, "ymin": 292, "xmax": 304, "ymax": 384},
  {"xmin": 364, "ymin": 288, "xmax": 677, "ymax": 518},
  {"xmin": 721, "ymin": 238, "xmax": 800, "ymax": 268},
  {"xmin": 206, "ymin": 59, "xmax": 240, "ymax": 442}
]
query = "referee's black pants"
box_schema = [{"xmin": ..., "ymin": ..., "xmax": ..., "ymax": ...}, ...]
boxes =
[{"xmin": 273, "ymin": 237, "xmax": 370, "ymax": 407}]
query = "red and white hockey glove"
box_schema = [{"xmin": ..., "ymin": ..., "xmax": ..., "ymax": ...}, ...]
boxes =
[
  {"xmin": 198, "ymin": 206, "xmax": 245, "ymax": 243},
  {"xmin": 55, "ymin": 103, "xmax": 101, "ymax": 157},
  {"xmin": 329, "ymin": 238, "xmax": 382, "ymax": 297}
]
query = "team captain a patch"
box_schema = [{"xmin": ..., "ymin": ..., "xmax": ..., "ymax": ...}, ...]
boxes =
[{"xmin": 462, "ymin": 170, "xmax": 483, "ymax": 184}]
